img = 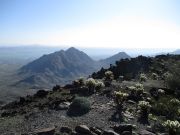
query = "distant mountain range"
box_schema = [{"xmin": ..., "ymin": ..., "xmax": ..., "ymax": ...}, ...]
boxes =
[
  {"xmin": 17, "ymin": 47, "xmax": 130, "ymax": 88},
  {"xmin": 171, "ymin": 49, "xmax": 180, "ymax": 54}
]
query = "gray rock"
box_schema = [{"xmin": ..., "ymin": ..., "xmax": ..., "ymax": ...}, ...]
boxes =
[
  {"xmin": 139, "ymin": 130, "xmax": 155, "ymax": 135},
  {"xmin": 103, "ymin": 130, "xmax": 119, "ymax": 135},
  {"xmin": 75, "ymin": 125, "xmax": 92, "ymax": 134},
  {"xmin": 113, "ymin": 124, "xmax": 132, "ymax": 134},
  {"xmin": 90, "ymin": 127, "xmax": 102, "ymax": 135},
  {"xmin": 122, "ymin": 131, "xmax": 132, "ymax": 135},
  {"xmin": 35, "ymin": 126, "xmax": 55, "ymax": 135},
  {"xmin": 60, "ymin": 126, "xmax": 72, "ymax": 133},
  {"xmin": 57, "ymin": 102, "xmax": 70, "ymax": 110}
]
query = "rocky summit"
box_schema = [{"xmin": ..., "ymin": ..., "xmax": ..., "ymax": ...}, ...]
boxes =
[{"xmin": 0, "ymin": 54, "xmax": 179, "ymax": 135}]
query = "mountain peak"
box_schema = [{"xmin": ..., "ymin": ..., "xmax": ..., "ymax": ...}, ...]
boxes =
[{"xmin": 66, "ymin": 47, "xmax": 79, "ymax": 52}]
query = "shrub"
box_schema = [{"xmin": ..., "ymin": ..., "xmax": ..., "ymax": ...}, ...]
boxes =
[
  {"xmin": 72, "ymin": 77, "xmax": 85, "ymax": 87},
  {"xmin": 78, "ymin": 77, "xmax": 85, "ymax": 86},
  {"xmin": 151, "ymin": 73, "xmax": 158, "ymax": 80},
  {"xmin": 163, "ymin": 120, "xmax": 180, "ymax": 135},
  {"xmin": 165, "ymin": 64, "xmax": 180, "ymax": 96},
  {"xmin": 73, "ymin": 80, "xmax": 80, "ymax": 87},
  {"xmin": 151, "ymin": 96, "xmax": 180, "ymax": 119},
  {"xmin": 67, "ymin": 97, "xmax": 91, "ymax": 116},
  {"xmin": 139, "ymin": 73, "xmax": 147, "ymax": 82},
  {"xmin": 166, "ymin": 73, "xmax": 180, "ymax": 91},
  {"xmin": 35, "ymin": 90, "xmax": 48, "ymax": 98}
]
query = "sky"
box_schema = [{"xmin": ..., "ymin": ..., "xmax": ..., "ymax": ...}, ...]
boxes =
[{"xmin": 0, "ymin": 0, "xmax": 180, "ymax": 49}]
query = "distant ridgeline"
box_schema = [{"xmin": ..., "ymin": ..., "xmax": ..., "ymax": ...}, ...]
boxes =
[{"xmin": 92, "ymin": 54, "xmax": 180, "ymax": 80}]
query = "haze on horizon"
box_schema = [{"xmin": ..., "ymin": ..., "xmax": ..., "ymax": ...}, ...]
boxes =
[{"xmin": 0, "ymin": 0, "xmax": 180, "ymax": 49}]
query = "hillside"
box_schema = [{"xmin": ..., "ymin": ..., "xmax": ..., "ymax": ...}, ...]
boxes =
[
  {"xmin": 99, "ymin": 52, "xmax": 131, "ymax": 68},
  {"xmin": 0, "ymin": 54, "xmax": 179, "ymax": 135}
]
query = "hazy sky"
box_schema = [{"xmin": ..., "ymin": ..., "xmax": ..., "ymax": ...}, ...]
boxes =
[{"xmin": 1, "ymin": 0, "xmax": 180, "ymax": 49}]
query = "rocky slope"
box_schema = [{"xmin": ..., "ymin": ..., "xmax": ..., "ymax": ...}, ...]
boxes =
[{"xmin": 0, "ymin": 54, "xmax": 179, "ymax": 135}]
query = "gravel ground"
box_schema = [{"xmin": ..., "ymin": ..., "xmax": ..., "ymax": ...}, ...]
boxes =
[{"xmin": 0, "ymin": 94, "xmax": 117, "ymax": 134}]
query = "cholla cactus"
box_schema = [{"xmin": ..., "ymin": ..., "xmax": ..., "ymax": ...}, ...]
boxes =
[
  {"xmin": 129, "ymin": 83, "xmax": 144, "ymax": 93},
  {"xmin": 115, "ymin": 91, "xmax": 129, "ymax": 105},
  {"xmin": 138, "ymin": 101, "xmax": 151, "ymax": 122},
  {"xmin": 163, "ymin": 120, "xmax": 180, "ymax": 135},
  {"xmin": 105, "ymin": 70, "xmax": 114, "ymax": 80},
  {"xmin": 138, "ymin": 101, "xmax": 151, "ymax": 110},
  {"xmin": 135, "ymin": 83, "xmax": 144, "ymax": 92},
  {"xmin": 151, "ymin": 73, "xmax": 158, "ymax": 80},
  {"xmin": 86, "ymin": 78, "xmax": 96, "ymax": 93},
  {"xmin": 140, "ymin": 73, "xmax": 147, "ymax": 82},
  {"xmin": 114, "ymin": 91, "xmax": 129, "ymax": 121},
  {"xmin": 148, "ymin": 113, "xmax": 157, "ymax": 121},
  {"xmin": 128, "ymin": 83, "xmax": 145, "ymax": 101},
  {"xmin": 95, "ymin": 81, "xmax": 105, "ymax": 91}
]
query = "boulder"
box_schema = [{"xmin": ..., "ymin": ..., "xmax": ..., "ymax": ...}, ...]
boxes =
[
  {"xmin": 113, "ymin": 124, "xmax": 132, "ymax": 134},
  {"xmin": 60, "ymin": 126, "xmax": 72, "ymax": 133},
  {"xmin": 35, "ymin": 126, "xmax": 55, "ymax": 135},
  {"xmin": 75, "ymin": 125, "xmax": 92, "ymax": 134},
  {"xmin": 35, "ymin": 90, "xmax": 48, "ymax": 98},
  {"xmin": 52, "ymin": 85, "xmax": 61, "ymax": 91},
  {"xmin": 56, "ymin": 102, "xmax": 70, "ymax": 110},
  {"xmin": 139, "ymin": 130, "xmax": 155, "ymax": 135},
  {"xmin": 90, "ymin": 127, "xmax": 102, "ymax": 135},
  {"xmin": 102, "ymin": 130, "xmax": 119, "ymax": 135},
  {"xmin": 122, "ymin": 131, "xmax": 132, "ymax": 135}
]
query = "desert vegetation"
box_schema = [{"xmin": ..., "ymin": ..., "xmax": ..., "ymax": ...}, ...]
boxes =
[{"xmin": 0, "ymin": 54, "xmax": 179, "ymax": 135}]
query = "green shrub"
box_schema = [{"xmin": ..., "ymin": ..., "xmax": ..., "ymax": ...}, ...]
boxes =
[
  {"xmin": 151, "ymin": 96, "xmax": 180, "ymax": 119},
  {"xmin": 78, "ymin": 77, "xmax": 85, "ymax": 86},
  {"xmin": 151, "ymin": 73, "xmax": 158, "ymax": 80},
  {"xmin": 67, "ymin": 97, "xmax": 91, "ymax": 116},
  {"xmin": 165, "ymin": 64, "xmax": 180, "ymax": 96},
  {"xmin": 166, "ymin": 73, "xmax": 180, "ymax": 91},
  {"xmin": 73, "ymin": 77, "xmax": 85, "ymax": 87}
]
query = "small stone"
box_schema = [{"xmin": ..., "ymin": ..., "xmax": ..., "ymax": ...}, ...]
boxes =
[
  {"xmin": 127, "ymin": 100, "xmax": 136, "ymax": 104},
  {"xmin": 75, "ymin": 125, "xmax": 92, "ymax": 134},
  {"xmin": 122, "ymin": 131, "xmax": 132, "ymax": 135},
  {"xmin": 113, "ymin": 124, "xmax": 132, "ymax": 134},
  {"xmin": 60, "ymin": 126, "xmax": 72, "ymax": 133},
  {"xmin": 90, "ymin": 127, "xmax": 102, "ymax": 135},
  {"xmin": 57, "ymin": 102, "xmax": 70, "ymax": 110},
  {"xmin": 103, "ymin": 130, "xmax": 119, "ymax": 135},
  {"xmin": 139, "ymin": 130, "xmax": 155, "ymax": 135},
  {"xmin": 35, "ymin": 126, "xmax": 55, "ymax": 135}
]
